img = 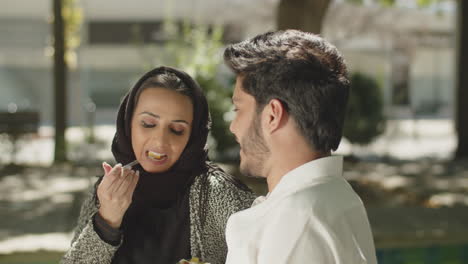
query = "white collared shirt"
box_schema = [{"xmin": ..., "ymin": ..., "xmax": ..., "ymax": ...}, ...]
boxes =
[{"xmin": 225, "ymin": 156, "xmax": 377, "ymax": 264}]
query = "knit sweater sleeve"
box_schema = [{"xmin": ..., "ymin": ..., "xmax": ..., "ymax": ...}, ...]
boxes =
[
  {"xmin": 61, "ymin": 186, "xmax": 122, "ymax": 264},
  {"xmin": 191, "ymin": 166, "xmax": 257, "ymax": 264}
]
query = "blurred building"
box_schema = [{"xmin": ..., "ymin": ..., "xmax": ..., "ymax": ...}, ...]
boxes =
[
  {"xmin": 0, "ymin": 0, "xmax": 456, "ymax": 126},
  {"xmin": 324, "ymin": 1, "xmax": 456, "ymax": 119},
  {"xmin": 0, "ymin": 0, "xmax": 276, "ymax": 126}
]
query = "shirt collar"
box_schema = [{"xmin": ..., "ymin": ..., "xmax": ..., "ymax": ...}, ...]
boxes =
[
  {"xmin": 268, "ymin": 155, "xmax": 344, "ymax": 200},
  {"xmin": 251, "ymin": 192, "xmax": 269, "ymax": 207}
]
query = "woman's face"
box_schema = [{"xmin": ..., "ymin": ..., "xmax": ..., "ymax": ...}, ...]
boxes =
[{"xmin": 131, "ymin": 87, "xmax": 193, "ymax": 173}]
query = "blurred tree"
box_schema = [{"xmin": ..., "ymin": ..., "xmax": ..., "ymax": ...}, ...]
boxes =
[
  {"xmin": 455, "ymin": 0, "xmax": 468, "ymax": 158},
  {"xmin": 52, "ymin": 0, "xmax": 67, "ymax": 163},
  {"xmin": 52, "ymin": 0, "xmax": 82, "ymax": 163},
  {"xmin": 277, "ymin": 0, "xmax": 468, "ymax": 159},
  {"xmin": 343, "ymin": 73, "xmax": 386, "ymax": 146}
]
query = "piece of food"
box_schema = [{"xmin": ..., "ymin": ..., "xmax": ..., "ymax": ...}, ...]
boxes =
[{"xmin": 148, "ymin": 151, "xmax": 167, "ymax": 160}]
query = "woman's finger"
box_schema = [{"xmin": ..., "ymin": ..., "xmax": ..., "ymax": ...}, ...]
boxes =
[
  {"xmin": 102, "ymin": 162, "xmax": 113, "ymax": 175},
  {"xmin": 109, "ymin": 167, "xmax": 130, "ymax": 193},
  {"xmin": 124, "ymin": 170, "xmax": 140, "ymax": 197},
  {"xmin": 113, "ymin": 168, "xmax": 134, "ymax": 194},
  {"xmin": 100, "ymin": 163, "xmax": 122, "ymax": 190}
]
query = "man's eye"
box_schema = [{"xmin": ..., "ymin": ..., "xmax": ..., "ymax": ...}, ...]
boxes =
[
  {"xmin": 233, "ymin": 107, "xmax": 239, "ymax": 112},
  {"xmin": 141, "ymin": 121, "xmax": 155, "ymax": 128},
  {"xmin": 171, "ymin": 129, "xmax": 184, "ymax": 136}
]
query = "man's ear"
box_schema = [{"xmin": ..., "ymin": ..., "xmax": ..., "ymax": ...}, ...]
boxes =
[{"xmin": 264, "ymin": 99, "xmax": 287, "ymax": 133}]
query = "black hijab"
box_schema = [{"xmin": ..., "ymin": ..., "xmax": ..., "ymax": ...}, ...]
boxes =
[
  {"xmin": 111, "ymin": 66, "xmax": 211, "ymax": 206},
  {"xmin": 105, "ymin": 66, "xmax": 211, "ymax": 263}
]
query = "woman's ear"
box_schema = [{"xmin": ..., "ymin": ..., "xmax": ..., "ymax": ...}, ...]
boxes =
[{"xmin": 264, "ymin": 99, "xmax": 287, "ymax": 133}]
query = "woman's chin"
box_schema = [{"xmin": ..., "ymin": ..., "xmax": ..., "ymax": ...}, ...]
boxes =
[{"xmin": 140, "ymin": 161, "xmax": 172, "ymax": 174}]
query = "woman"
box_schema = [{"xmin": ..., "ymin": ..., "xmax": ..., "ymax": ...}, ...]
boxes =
[{"xmin": 62, "ymin": 66, "xmax": 256, "ymax": 264}]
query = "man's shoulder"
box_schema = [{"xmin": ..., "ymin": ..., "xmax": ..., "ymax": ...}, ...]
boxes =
[{"xmin": 272, "ymin": 178, "xmax": 365, "ymax": 220}]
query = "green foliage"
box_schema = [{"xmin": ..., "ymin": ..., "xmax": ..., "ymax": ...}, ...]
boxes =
[
  {"xmin": 347, "ymin": 0, "xmax": 364, "ymax": 5},
  {"xmin": 63, "ymin": 0, "xmax": 82, "ymax": 50},
  {"xmin": 416, "ymin": 0, "xmax": 437, "ymax": 7},
  {"xmin": 196, "ymin": 76, "xmax": 237, "ymax": 156},
  {"xmin": 378, "ymin": 0, "xmax": 396, "ymax": 7},
  {"xmin": 343, "ymin": 72, "xmax": 386, "ymax": 145},
  {"xmin": 62, "ymin": 0, "xmax": 82, "ymax": 68},
  {"xmin": 348, "ymin": 0, "xmax": 441, "ymax": 8}
]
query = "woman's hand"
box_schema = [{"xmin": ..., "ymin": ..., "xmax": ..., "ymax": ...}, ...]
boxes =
[{"xmin": 97, "ymin": 162, "xmax": 140, "ymax": 229}]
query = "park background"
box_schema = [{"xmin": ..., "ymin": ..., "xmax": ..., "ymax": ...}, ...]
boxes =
[{"xmin": 1, "ymin": 0, "xmax": 468, "ymax": 263}]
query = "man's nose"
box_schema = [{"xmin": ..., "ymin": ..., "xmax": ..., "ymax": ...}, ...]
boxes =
[{"xmin": 229, "ymin": 119, "xmax": 235, "ymax": 135}]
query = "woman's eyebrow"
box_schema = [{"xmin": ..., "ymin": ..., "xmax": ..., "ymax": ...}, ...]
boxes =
[
  {"xmin": 140, "ymin": 111, "xmax": 190, "ymax": 125},
  {"xmin": 139, "ymin": 111, "xmax": 160, "ymax": 118},
  {"xmin": 172, "ymin": 120, "xmax": 190, "ymax": 125}
]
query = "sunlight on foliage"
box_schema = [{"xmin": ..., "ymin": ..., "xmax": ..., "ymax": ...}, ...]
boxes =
[{"xmin": 48, "ymin": 0, "xmax": 83, "ymax": 69}]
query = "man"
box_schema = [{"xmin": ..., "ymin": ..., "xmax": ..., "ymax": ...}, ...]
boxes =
[{"xmin": 223, "ymin": 30, "xmax": 377, "ymax": 264}]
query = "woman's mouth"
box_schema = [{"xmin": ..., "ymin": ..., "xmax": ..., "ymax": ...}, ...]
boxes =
[{"xmin": 147, "ymin": 150, "xmax": 168, "ymax": 162}]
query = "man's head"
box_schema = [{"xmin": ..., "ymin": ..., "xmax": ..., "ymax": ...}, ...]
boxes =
[{"xmin": 225, "ymin": 30, "xmax": 349, "ymax": 178}]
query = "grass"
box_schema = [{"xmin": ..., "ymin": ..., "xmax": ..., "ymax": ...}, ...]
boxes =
[
  {"xmin": 0, "ymin": 251, "xmax": 64, "ymax": 264},
  {"xmin": 0, "ymin": 246, "xmax": 467, "ymax": 264},
  {"xmin": 377, "ymin": 244, "xmax": 468, "ymax": 264}
]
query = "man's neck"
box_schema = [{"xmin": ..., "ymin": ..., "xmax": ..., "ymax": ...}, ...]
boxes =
[{"xmin": 265, "ymin": 151, "xmax": 328, "ymax": 192}]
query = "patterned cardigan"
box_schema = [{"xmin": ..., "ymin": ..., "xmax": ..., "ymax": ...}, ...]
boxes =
[{"xmin": 61, "ymin": 165, "xmax": 256, "ymax": 264}]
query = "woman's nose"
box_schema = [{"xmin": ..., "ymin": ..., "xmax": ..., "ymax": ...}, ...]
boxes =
[{"xmin": 151, "ymin": 128, "xmax": 170, "ymax": 148}]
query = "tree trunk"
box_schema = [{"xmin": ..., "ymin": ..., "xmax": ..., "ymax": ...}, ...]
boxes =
[
  {"xmin": 455, "ymin": 0, "xmax": 468, "ymax": 159},
  {"xmin": 53, "ymin": 0, "xmax": 68, "ymax": 162},
  {"xmin": 277, "ymin": 0, "xmax": 331, "ymax": 34}
]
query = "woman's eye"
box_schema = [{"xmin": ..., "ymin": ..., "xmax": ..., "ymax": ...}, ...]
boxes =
[
  {"xmin": 171, "ymin": 128, "xmax": 184, "ymax": 136},
  {"xmin": 141, "ymin": 121, "xmax": 155, "ymax": 128}
]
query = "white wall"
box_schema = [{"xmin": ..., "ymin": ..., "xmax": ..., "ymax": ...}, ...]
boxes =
[{"xmin": 410, "ymin": 47, "xmax": 455, "ymax": 117}]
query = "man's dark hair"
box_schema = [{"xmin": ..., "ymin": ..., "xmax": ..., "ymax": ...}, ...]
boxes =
[{"xmin": 224, "ymin": 29, "xmax": 350, "ymax": 154}]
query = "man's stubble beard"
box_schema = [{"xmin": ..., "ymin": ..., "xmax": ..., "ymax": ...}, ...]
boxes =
[{"xmin": 239, "ymin": 113, "xmax": 270, "ymax": 179}]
